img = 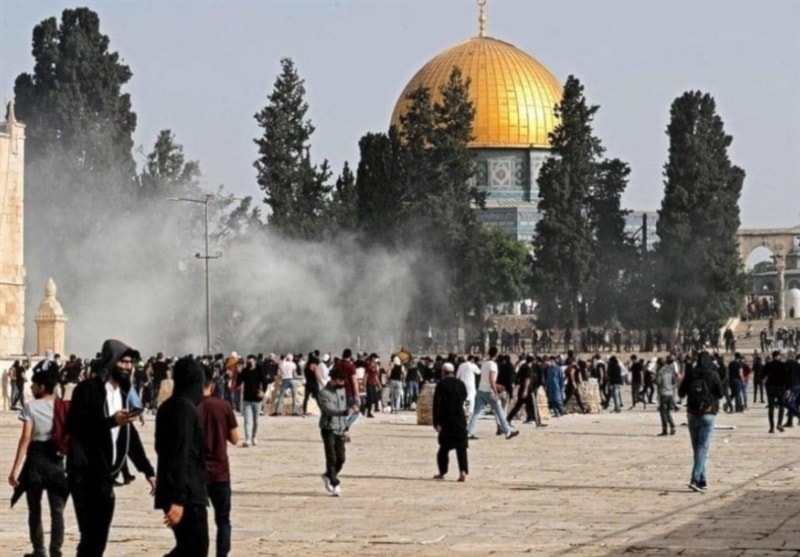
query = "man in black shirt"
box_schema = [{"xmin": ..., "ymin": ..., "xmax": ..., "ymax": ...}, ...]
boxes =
[
  {"xmin": 507, "ymin": 355, "xmax": 543, "ymax": 426},
  {"xmin": 237, "ymin": 355, "xmax": 268, "ymax": 446},
  {"xmin": 763, "ymin": 351, "xmax": 790, "ymax": 433},
  {"xmin": 629, "ymin": 355, "xmax": 646, "ymax": 410},
  {"xmin": 432, "ymin": 362, "xmax": 468, "ymax": 482}
]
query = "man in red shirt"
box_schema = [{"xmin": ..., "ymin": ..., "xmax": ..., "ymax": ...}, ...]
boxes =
[
  {"xmin": 198, "ymin": 367, "xmax": 239, "ymax": 557},
  {"xmin": 335, "ymin": 349, "xmax": 360, "ymax": 433}
]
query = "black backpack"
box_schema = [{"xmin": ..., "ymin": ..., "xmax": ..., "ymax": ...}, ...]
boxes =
[{"xmin": 686, "ymin": 370, "xmax": 714, "ymax": 412}]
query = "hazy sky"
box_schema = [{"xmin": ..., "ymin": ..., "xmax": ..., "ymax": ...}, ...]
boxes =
[{"xmin": 1, "ymin": 0, "xmax": 799, "ymax": 229}]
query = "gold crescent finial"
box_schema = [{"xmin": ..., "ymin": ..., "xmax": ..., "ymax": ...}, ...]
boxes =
[{"xmin": 478, "ymin": 0, "xmax": 487, "ymax": 37}]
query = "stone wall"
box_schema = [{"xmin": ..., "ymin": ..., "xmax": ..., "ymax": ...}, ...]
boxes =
[{"xmin": 0, "ymin": 105, "xmax": 26, "ymax": 357}]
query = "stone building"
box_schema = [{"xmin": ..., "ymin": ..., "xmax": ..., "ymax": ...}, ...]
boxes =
[
  {"xmin": 390, "ymin": 6, "xmax": 561, "ymax": 242},
  {"xmin": 0, "ymin": 102, "xmax": 26, "ymax": 357},
  {"xmin": 389, "ymin": 5, "xmax": 664, "ymax": 247}
]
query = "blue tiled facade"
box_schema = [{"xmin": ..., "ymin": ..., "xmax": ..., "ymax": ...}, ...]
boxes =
[{"xmin": 472, "ymin": 147, "xmax": 658, "ymax": 245}]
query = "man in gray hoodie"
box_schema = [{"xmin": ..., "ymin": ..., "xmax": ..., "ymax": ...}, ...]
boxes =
[{"xmin": 317, "ymin": 359, "xmax": 358, "ymax": 497}]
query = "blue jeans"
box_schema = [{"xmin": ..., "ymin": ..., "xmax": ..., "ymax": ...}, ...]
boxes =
[
  {"xmin": 687, "ymin": 413, "xmax": 715, "ymax": 484},
  {"xmin": 207, "ymin": 482, "xmax": 231, "ymax": 557},
  {"xmin": 730, "ymin": 379, "xmax": 744, "ymax": 412},
  {"xmin": 467, "ymin": 391, "xmax": 513, "ymax": 436},
  {"xmin": 127, "ymin": 387, "xmax": 144, "ymax": 409},
  {"xmin": 390, "ymin": 380, "xmax": 404, "ymax": 411},
  {"xmin": 405, "ymin": 380, "xmax": 420, "ymax": 408},
  {"xmin": 610, "ymin": 384, "xmax": 623, "ymax": 411},
  {"xmin": 274, "ymin": 378, "xmax": 298, "ymax": 415},
  {"xmin": 242, "ymin": 400, "xmax": 261, "ymax": 443}
]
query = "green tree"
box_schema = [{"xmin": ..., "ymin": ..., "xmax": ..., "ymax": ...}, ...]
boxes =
[
  {"xmin": 354, "ymin": 129, "xmax": 405, "ymax": 246},
  {"xmin": 254, "ymin": 57, "xmax": 331, "ymax": 240},
  {"xmin": 656, "ymin": 91, "xmax": 746, "ymax": 332},
  {"xmin": 330, "ymin": 161, "xmax": 358, "ymax": 233},
  {"xmin": 15, "ymin": 8, "xmax": 137, "ymax": 188},
  {"xmin": 139, "ymin": 129, "xmax": 201, "ymax": 198},
  {"xmin": 473, "ymin": 226, "xmax": 532, "ymax": 307},
  {"xmin": 532, "ymin": 75, "xmax": 604, "ymax": 330},
  {"xmin": 12, "ymin": 8, "xmax": 140, "ymax": 325},
  {"xmin": 398, "ymin": 69, "xmax": 483, "ymax": 325},
  {"xmin": 587, "ymin": 158, "xmax": 632, "ymax": 323}
]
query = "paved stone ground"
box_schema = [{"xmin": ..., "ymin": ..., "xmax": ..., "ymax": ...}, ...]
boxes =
[{"xmin": 1, "ymin": 400, "xmax": 797, "ymax": 556}]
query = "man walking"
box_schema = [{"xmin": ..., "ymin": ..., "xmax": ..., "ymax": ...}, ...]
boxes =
[
  {"xmin": 66, "ymin": 339, "xmax": 156, "ymax": 557},
  {"xmin": 272, "ymin": 354, "xmax": 300, "ymax": 416},
  {"xmin": 198, "ymin": 366, "xmax": 238, "ymax": 557},
  {"xmin": 656, "ymin": 356, "xmax": 678, "ymax": 436},
  {"xmin": 678, "ymin": 351, "xmax": 723, "ymax": 493},
  {"xmin": 466, "ymin": 347, "xmax": 519, "ymax": 440},
  {"xmin": 317, "ymin": 365, "xmax": 358, "ymax": 496},
  {"xmin": 507, "ymin": 355, "xmax": 539, "ymax": 425},
  {"xmin": 763, "ymin": 351, "xmax": 790, "ymax": 433},
  {"xmin": 432, "ymin": 362, "xmax": 469, "ymax": 482},
  {"xmin": 237, "ymin": 355, "xmax": 267, "ymax": 446},
  {"xmin": 155, "ymin": 357, "xmax": 209, "ymax": 556},
  {"xmin": 456, "ymin": 355, "xmax": 480, "ymax": 418}
]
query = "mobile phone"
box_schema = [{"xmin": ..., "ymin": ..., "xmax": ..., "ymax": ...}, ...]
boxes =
[{"xmin": 127, "ymin": 407, "xmax": 144, "ymax": 418}]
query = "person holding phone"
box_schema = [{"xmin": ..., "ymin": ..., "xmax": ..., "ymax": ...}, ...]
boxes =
[{"xmin": 66, "ymin": 339, "xmax": 156, "ymax": 557}]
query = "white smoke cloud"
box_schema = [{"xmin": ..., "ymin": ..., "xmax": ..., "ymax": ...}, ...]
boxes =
[{"xmin": 25, "ymin": 186, "xmax": 423, "ymax": 359}]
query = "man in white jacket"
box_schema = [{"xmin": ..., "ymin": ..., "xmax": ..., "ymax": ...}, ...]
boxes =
[{"xmin": 456, "ymin": 355, "xmax": 481, "ymax": 417}]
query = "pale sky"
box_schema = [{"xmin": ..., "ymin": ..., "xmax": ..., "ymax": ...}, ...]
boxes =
[{"xmin": 1, "ymin": 0, "xmax": 799, "ymax": 229}]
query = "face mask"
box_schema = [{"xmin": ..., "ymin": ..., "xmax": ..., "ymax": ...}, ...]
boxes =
[{"xmin": 111, "ymin": 366, "xmax": 132, "ymax": 392}]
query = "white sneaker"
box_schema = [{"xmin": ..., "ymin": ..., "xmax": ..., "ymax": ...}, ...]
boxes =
[
  {"xmin": 321, "ymin": 474, "xmax": 333, "ymax": 494},
  {"xmin": 332, "ymin": 484, "xmax": 341, "ymax": 497},
  {"xmin": 252, "ymin": 439, "xmax": 257, "ymax": 446}
]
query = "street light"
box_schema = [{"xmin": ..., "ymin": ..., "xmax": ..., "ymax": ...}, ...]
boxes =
[{"xmin": 167, "ymin": 194, "xmax": 220, "ymax": 354}]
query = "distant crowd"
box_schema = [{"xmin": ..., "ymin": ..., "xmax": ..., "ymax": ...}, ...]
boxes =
[{"xmin": 4, "ymin": 341, "xmax": 799, "ymax": 556}]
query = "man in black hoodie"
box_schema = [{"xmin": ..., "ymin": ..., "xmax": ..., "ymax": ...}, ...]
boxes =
[
  {"xmin": 66, "ymin": 339, "xmax": 156, "ymax": 557},
  {"xmin": 678, "ymin": 351, "xmax": 723, "ymax": 493},
  {"xmin": 155, "ymin": 356, "xmax": 209, "ymax": 556}
]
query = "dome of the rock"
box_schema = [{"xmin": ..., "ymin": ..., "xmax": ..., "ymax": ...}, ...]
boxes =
[{"xmin": 390, "ymin": 36, "xmax": 562, "ymax": 148}]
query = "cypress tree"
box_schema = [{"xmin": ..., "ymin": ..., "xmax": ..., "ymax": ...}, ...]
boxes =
[
  {"xmin": 532, "ymin": 75, "xmax": 604, "ymax": 330},
  {"xmin": 656, "ymin": 91, "xmax": 746, "ymax": 332},
  {"xmin": 254, "ymin": 58, "xmax": 331, "ymax": 240}
]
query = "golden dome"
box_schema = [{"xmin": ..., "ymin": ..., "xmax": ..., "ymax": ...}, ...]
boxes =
[{"xmin": 391, "ymin": 36, "xmax": 562, "ymax": 149}]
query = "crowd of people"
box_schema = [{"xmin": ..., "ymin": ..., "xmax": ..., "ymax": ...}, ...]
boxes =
[{"xmin": 4, "ymin": 338, "xmax": 800, "ymax": 557}]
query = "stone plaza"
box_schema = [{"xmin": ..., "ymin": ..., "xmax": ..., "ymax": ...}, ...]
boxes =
[{"xmin": 0, "ymin": 402, "xmax": 797, "ymax": 556}]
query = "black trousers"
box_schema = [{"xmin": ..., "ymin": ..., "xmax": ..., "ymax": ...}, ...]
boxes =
[
  {"xmin": 767, "ymin": 387, "xmax": 786, "ymax": 430},
  {"xmin": 507, "ymin": 388, "xmax": 536, "ymax": 423},
  {"xmin": 303, "ymin": 384, "xmax": 318, "ymax": 414},
  {"xmin": 165, "ymin": 504, "xmax": 209, "ymax": 557},
  {"xmin": 437, "ymin": 443, "xmax": 468, "ymax": 475},
  {"xmin": 70, "ymin": 474, "xmax": 115, "ymax": 557},
  {"xmin": 321, "ymin": 429, "xmax": 346, "ymax": 487},
  {"xmin": 26, "ymin": 483, "xmax": 66, "ymax": 557}
]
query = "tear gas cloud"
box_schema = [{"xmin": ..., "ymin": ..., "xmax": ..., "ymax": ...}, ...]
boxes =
[{"xmin": 24, "ymin": 174, "xmax": 425, "ymax": 359}]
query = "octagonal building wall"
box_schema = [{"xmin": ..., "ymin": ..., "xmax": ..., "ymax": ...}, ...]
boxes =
[{"xmin": 0, "ymin": 104, "xmax": 26, "ymax": 357}]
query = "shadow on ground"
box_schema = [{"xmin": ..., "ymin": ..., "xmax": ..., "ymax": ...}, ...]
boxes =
[{"xmin": 592, "ymin": 489, "xmax": 800, "ymax": 556}]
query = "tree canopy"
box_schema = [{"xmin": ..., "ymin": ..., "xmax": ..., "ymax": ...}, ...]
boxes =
[
  {"xmin": 254, "ymin": 58, "xmax": 331, "ymax": 240},
  {"xmin": 655, "ymin": 91, "xmax": 746, "ymax": 331}
]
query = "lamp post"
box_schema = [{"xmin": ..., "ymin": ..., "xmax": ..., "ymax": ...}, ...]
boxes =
[{"xmin": 167, "ymin": 194, "xmax": 220, "ymax": 354}]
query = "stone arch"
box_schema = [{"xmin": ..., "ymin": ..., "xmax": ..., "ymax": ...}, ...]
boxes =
[
  {"xmin": 737, "ymin": 226, "xmax": 800, "ymax": 263},
  {"xmin": 738, "ymin": 225, "xmax": 800, "ymax": 320}
]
